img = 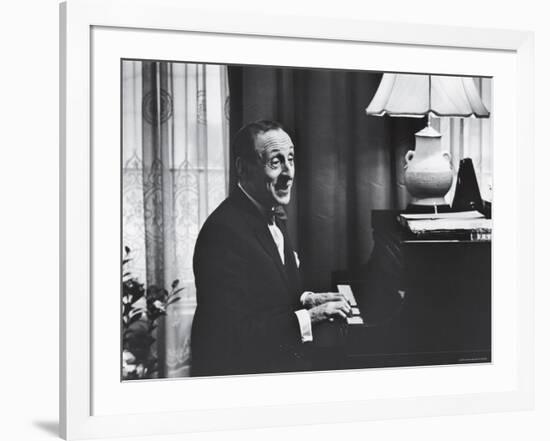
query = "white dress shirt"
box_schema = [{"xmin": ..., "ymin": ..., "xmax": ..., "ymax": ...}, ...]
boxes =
[{"xmin": 237, "ymin": 183, "xmax": 313, "ymax": 342}]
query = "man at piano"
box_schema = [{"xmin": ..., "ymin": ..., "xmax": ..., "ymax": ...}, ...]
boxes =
[{"xmin": 191, "ymin": 120, "xmax": 352, "ymax": 376}]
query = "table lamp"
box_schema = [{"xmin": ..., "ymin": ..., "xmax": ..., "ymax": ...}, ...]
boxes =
[{"xmin": 366, "ymin": 73, "xmax": 490, "ymax": 211}]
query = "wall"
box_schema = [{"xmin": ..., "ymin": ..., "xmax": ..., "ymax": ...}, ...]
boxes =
[{"xmin": 0, "ymin": 0, "xmax": 547, "ymax": 440}]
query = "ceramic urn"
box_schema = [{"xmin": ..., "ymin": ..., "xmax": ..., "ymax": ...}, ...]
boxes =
[{"xmin": 404, "ymin": 126, "xmax": 453, "ymax": 206}]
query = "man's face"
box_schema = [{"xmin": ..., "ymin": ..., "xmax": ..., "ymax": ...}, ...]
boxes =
[{"xmin": 245, "ymin": 128, "xmax": 295, "ymax": 207}]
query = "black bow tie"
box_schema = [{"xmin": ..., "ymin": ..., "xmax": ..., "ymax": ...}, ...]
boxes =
[{"xmin": 268, "ymin": 206, "xmax": 287, "ymax": 224}]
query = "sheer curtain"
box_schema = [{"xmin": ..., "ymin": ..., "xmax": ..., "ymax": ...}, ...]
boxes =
[
  {"xmin": 122, "ymin": 60, "xmax": 230, "ymax": 377},
  {"xmin": 438, "ymin": 77, "xmax": 493, "ymax": 203}
]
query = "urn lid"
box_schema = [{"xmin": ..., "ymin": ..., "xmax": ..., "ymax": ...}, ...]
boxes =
[{"xmin": 415, "ymin": 125, "xmax": 442, "ymax": 138}]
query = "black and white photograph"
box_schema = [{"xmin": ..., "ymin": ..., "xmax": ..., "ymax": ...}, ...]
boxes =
[
  {"xmin": 121, "ymin": 59, "xmax": 493, "ymax": 380},
  {"xmin": 6, "ymin": 0, "xmax": 548, "ymax": 438}
]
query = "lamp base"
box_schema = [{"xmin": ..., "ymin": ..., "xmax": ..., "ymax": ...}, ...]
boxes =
[
  {"xmin": 408, "ymin": 196, "xmax": 449, "ymax": 206},
  {"xmin": 404, "ymin": 126, "xmax": 453, "ymax": 209}
]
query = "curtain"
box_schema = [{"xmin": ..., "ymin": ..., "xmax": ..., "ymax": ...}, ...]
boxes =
[
  {"xmin": 438, "ymin": 77, "xmax": 493, "ymax": 202},
  {"xmin": 228, "ymin": 66, "xmax": 491, "ymax": 292},
  {"xmin": 122, "ymin": 60, "xmax": 229, "ymax": 377}
]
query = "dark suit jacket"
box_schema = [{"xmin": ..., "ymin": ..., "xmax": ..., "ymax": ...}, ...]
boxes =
[{"xmin": 190, "ymin": 188, "xmax": 309, "ymax": 376}]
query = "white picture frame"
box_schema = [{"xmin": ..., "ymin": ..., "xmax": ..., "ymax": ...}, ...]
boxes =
[{"xmin": 60, "ymin": 0, "xmax": 534, "ymax": 439}]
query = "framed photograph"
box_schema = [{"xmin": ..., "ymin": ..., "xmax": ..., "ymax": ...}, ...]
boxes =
[{"xmin": 60, "ymin": 0, "xmax": 534, "ymax": 439}]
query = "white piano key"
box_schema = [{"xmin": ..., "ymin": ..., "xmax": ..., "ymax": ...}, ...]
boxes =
[
  {"xmin": 337, "ymin": 284, "xmax": 358, "ymax": 306},
  {"xmin": 347, "ymin": 316, "xmax": 364, "ymax": 325}
]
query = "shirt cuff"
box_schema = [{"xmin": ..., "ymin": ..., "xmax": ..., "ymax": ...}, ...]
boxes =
[{"xmin": 294, "ymin": 309, "xmax": 313, "ymax": 343}]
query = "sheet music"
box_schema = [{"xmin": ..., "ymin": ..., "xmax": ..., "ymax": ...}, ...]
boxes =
[{"xmin": 399, "ymin": 210, "xmax": 484, "ymax": 220}]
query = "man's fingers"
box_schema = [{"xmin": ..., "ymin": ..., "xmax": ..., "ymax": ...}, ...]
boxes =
[
  {"xmin": 318, "ymin": 292, "xmax": 341, "ymax": 299},
  {"xmin": 325, "ymin": 301, "xmax": 352, "ymax": 318},
  {"xmin": 331, "ymin": 293, "xmax": 352, "ymax": 307},
  {"xmin": 317, "ymin": 293, "xmax": 336, "ymax": 304},
  {"xmin": 337, "ymin": 310, "xmax": 348, "ymax": 319},
  {"xmin": 329, "ymin": 293, "xmax": 346, "ymax": 301},
  {"xmin": 311, "ymin": 292, "xmax": 350, "ymax": 307},
  {"xmin": 327, "ymin": 306, "xmax": 347, "ymax": 320},
  {"xmin": 336, "ymin": 300, "xmax": 351, "ymax": 315}
]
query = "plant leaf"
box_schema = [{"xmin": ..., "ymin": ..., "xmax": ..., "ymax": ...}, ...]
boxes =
[{"xmin": 168, "ymin": 287, "xmax": 185, "ymax": 297}]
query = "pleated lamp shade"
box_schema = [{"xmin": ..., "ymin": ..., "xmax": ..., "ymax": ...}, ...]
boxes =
[{"xmin": 366, "ymin": 73, "xmax": 490, "ymax": 118}]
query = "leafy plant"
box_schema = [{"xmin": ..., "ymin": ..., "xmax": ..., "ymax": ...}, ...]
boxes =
[{"xmin": 122, "ymin": 246, "xmax": 183, "ymax": 380}]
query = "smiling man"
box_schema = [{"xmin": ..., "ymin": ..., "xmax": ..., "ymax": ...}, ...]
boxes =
[{"xmin": 190, "ymin": 120, "xmax": 351, "ymax": 376}]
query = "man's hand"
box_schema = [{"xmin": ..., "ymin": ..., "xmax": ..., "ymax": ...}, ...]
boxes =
[
  {"xmin": 308, "ymin": 300, "xmax": 352, "ymax": 325},
  {"xmin": 303, "ymin": 292, "xmax": 348, "ymax": 309}
]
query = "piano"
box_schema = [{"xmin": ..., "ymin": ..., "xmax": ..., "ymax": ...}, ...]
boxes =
[{"xmin": 311, "ymin": 209, "xmax": 491, "ymax": 371}]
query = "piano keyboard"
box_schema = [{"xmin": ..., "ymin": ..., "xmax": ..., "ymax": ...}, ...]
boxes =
[{"xmin": 337, "ymin": 284, "xmax": 364, "ymax": 325}]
